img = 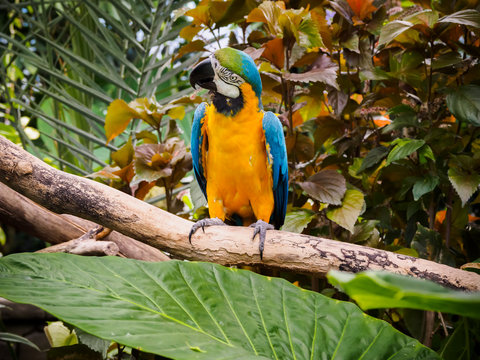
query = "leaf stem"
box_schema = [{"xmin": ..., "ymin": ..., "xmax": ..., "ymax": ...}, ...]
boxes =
[
  {"xmin": 445, "ymin": 187, "xmax": 453, "ymax": 248},
  {"xmin": 207, "ymin": 24, "xmax": 221, "ymax": 49},
  {"xmin": 426, "ymin": 40, "xmax": 434, "ymax": 126}
]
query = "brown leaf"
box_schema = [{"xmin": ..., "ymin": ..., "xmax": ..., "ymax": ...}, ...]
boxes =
[
  {"xmin": 243, "ymin": 46, "xmax": 266, "ymax": 61},
  {"xmin": 87, "ymin": 166, "xmax": 122, "ymax": 181},
  {"xmin": 246, "ymin": 7, "xmax": 268, "ymax": 23},
  {"xmin": 314, "ymin": 117, "xmax": 344, "ymax": 149},
  {"xmin": 180, "ymin": 24, "xmax": 202, "ymax": 42},
  {"xmin": 174, "ymin": 40, "xmax": 205, "ymax": 61},
  {"xmin": 209, "ymin": 0, "xmax": 232, "ymax": 23},
  {"xmin": 185, "ymin": 3, "xmax": 212, "ymax": 27},
  {"xmin": 112, "ymin": 162, "xmax": 135, "ymax": 184},
  {"xmin": 298, "ymin": 169, "xmax": 347, "ymax": 205},
  {"xmin": 284, "ymin": 54, "xmax": 339, "ymax": 89},
  {"xmin": 286, "ymin": 133, "xmax": 314, "ymax": 161},
  {"xmin": 133, "ymin": 181, "xmax": 157, "ymax": 200},
  {"xmin": 132, "ymin": 138, "xmax": 192, "ymax": 186},
  {"xmin": 327, "ymin": 89, "xmax": 349, "ymax": 116},
  {"xmin": 248, "ymin": 30, "xmax": 268, "ymax": 43}
]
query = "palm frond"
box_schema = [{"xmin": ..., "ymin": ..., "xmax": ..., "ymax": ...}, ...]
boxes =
[{"xmin": 1, "ymin": 0, "xmax": 196, "ymax": 174}]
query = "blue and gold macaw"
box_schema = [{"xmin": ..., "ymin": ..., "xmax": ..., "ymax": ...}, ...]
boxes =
[{"xmin": 188, "ymin": 47, "xmax": 288, "ymax": 258}]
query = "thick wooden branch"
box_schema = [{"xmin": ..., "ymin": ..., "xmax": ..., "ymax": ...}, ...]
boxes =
[
  {"xmin": 0, "ymin": 136, "xmax": 479, "ymax": 291},
  {"xmin": 0, "ymin": 182, "xmax": 169, "ymax": 262}
]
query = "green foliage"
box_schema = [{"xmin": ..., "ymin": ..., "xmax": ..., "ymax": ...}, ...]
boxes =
[
  {"xmin": 1, "ymin": 0, "xmax": 195, "ymax": 175},
  {"xmin": 327, "ymin": 270, "xmax": 480, "ymax": 319},
  {"xmin": 446, "ymin": 85, "xmax": 480, "ymax": 126},
  {"xmin": 0, "ymin": 253, "xmax": 439, "ymax": 360}
]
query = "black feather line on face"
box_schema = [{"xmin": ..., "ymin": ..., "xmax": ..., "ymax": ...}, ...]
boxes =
[{"xmin": 211, "ymin": 91, "xmax": 244, "ymax": 116}]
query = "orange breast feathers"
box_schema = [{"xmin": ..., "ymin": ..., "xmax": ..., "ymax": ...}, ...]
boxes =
[{"xmin": 202, "ymin": 84, "xmax": 274, "ymax": 225}]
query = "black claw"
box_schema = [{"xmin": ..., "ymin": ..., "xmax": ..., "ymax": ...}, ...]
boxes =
[{"xmin": 188, "ymin": 227, "xmax": 197, "ymax": 244}]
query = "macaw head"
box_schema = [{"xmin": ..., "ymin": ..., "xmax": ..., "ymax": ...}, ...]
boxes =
[{"xmin": 190, "ymin": 47, "xmax": 262, "ymax": 112}]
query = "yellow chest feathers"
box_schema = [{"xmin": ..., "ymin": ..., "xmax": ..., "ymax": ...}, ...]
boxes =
[{"xmin": 202, "ymin": 84, "xmax": 274, "ymax": 222}]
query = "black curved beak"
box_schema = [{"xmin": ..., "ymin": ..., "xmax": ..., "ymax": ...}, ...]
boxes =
[{"xmin": 190, "ymin": 58, "xmax": 216, "ymax": 92}]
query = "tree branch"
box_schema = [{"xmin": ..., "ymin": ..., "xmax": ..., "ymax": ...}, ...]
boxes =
[
  {"xmin": 0, "ymin": 181, "xmax": 169, "ymax": 262},
  {"xmin": 0, "ymin": 136, "xmax": 479, "ymax": 291}
]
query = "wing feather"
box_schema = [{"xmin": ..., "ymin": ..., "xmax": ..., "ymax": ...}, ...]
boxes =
[
  {"xmin": 262, "ymin": 111, "xmax": 288, "ymax": 229},
  {"xmin": 191, "ymin": 102, "xmax": 208, "ymax": 200}
]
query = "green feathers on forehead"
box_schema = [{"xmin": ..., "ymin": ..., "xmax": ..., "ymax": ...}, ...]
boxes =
[{"xmin": 214, "ymin": 47, "xmax": 262, "ymax": 101}]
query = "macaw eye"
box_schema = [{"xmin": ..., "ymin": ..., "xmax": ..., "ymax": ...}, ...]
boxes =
[
  {"xmin": 211, "ymin": 55, "xmax": 245, "ymax": 87},
  {"xmin": 217, "ymin": 66, "xmax": 244, "ymax": 86}
]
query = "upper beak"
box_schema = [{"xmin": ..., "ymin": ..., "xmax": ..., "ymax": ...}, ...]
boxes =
[{"xmin": 189, "ymin": 58, "xmax": 216, "ymax": 92}]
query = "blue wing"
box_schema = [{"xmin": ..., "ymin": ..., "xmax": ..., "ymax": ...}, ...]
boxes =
[
  {"xmin": 262, "ymin": 111, "xmax": 288, "ymax": 229},
  {"xmin": 191, "ymin": 102, "xmax": 208, "ymax": 200}
]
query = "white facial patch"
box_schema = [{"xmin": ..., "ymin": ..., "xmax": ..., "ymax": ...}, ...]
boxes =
[{"xmin": 211, "ymin": 55, "xmax": 244, "ymax": 98}]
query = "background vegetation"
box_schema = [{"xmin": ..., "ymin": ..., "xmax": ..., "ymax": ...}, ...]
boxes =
[{"xmin": 1, "ymin": 0, "xmax": 480, "ymax": 359}]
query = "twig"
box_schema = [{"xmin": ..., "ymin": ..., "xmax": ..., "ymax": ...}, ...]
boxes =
[{"xmin": 37, "ymin": 226, "xmax": 120, "ymax": 257}]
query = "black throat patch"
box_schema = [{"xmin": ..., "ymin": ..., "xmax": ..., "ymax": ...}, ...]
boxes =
[{"xmin": 212, "ymin": 91, "xmax": 244, "ymax": 116}]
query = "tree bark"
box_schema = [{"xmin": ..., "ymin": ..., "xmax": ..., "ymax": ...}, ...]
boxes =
[
  {"xmin": 0, "ymin": 182, "xmax": 169, "ymax": 262},
  {"xmin": 0, "ymin": 135, "xmax": 479, "ymax": 291}
]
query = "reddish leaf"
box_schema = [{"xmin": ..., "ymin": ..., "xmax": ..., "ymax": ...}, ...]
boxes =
[
  {"xmin": 112, "ymin": 162, "xmax": 135, "ymax": 184},
  {"xmin": 133, "ymin": 181, "xmax": 157, "ymax": 200},
  {"xmin": 291, "ymin": 110, "xmax": 304, "ymax": 128},
  {"xmin": 346, "ymin": 0, "xmax": 376, "ymax": 21},
  {"xmin": 262, "ymin": 38, "xmax": 285, "ymax": 69}
]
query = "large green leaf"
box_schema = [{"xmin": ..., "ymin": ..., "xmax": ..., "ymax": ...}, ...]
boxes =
[
  {"xmin": 326, "ymin": 189, "xmax": 365, "ymax": 233},
  {"xmin": 357, "ymin": 146, "xmax": 389, "ymax": 173},
  {"xmin": 446, "ymin": 85, "xmax": 480, "ymax": 126},
  {"xmin": 327, "ymin": 270, "xmax": 480, "ymax": 319},
  {"xmin": 448, "ymin": 167, "xmax": 480, "ymax": 206},
  {"xmin": 0, "ymin": 253, "xmax": 438, "ymax": 360},
  {"xmin": 412, "ymin": 174, "xmax": 439, "ymax": 201},
  {"xmin": 281, "ymin": 208, "xmax": 316, "ymax": 233},
  {"xmin": 386, "ymin": 139, "xmax": 425, "ymax": 166}
]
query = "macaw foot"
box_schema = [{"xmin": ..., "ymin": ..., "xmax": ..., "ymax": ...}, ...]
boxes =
[
  {"xmin": 189, "ymin": 217, "xmax": 226, "ymax": 243},
  {"xmin": 250, "ymin": 220, "xmax": 274, "ymax": 260}
]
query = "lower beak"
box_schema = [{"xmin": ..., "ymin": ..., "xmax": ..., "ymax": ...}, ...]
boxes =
[{"xmin": 190, "ymin": 58, "xmax": 216, "ymax": 92}]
